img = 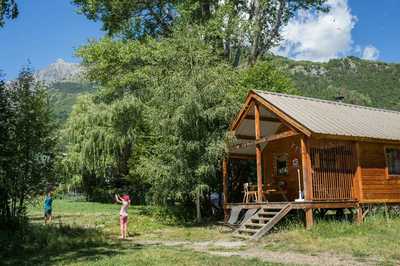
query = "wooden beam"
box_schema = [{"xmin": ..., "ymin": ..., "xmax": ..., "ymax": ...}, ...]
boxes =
[
  {"xmin": 244, "ymin": 115, "xmax": 281, "ymax": 123},
  {"xmin": 228, "ymin": 154, "xmax": 256, "ymax": 160},
  {"xmin": 231, "ymin": 130, "xmax": 298, "ymax": 150},
  {"xmin": 355, "ymin": 205, "xmax": 363, "ymax": 224},
  {"xmin": 305, "ymin": 209, "xmax": 314, "ymax": 229},
  {"xmin": 353, "ymin": 142, "xmax": 363, "ymax": 201},
  {"xmin": 224, "ymin": 200, "xmax": 359, "ymax": 210},
  {"xmin": 251, "ymin": 93, "xmax": 312, "ymax": 136},
  {"xmin": 313, "ymin": 133, "xmax": 400, "ymax": 145},
  {"xmin": 235, "ymin": 134, "xmax": 255, "ymax": 140},
  {"xmin": 230, "ymin": 96, "xmax": 255, "ymax": 131},
  {"xmin": 255, "ymin": 103, "xmax": 263, "ymax": 202},
  {"xmin": 301, "ymin": 137, "xmax": 313, "ymax": 200}
]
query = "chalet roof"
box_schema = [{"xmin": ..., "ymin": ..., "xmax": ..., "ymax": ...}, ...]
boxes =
[{"xmin": 253, "ymin": 90, "xmax": 400, "ymax": 142}]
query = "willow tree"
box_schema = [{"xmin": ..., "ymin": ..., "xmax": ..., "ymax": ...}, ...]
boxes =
[
  {"xmin": 63, "ymin": 94, "xmax": 146, "ymax": 201},
  {"xmin": 65, "ymin": 23, "xmax": 295, "ymax": 214}
]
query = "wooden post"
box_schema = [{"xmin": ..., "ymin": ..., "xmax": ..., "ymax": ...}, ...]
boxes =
[
  {"xmin": 255, "ymin": 103, "xmax": 263, "ymax": 202},
  {"xmin": 196, "ymin": 190, "xmax": 201, "ymax": 223},
  {"xmin": 300, "ymin": 137, "xmax": 313, "ymax": 200},
  {"xmin": 305, "ymin": 209, "xmax": 314, "ymax": 229},
  {"xmin": 355, "ymin": 205, "xmax": 363, "ymax": 224},
  {"xmin": 301, "ymin": 136, "xmax": 313, "ymax": 228},
  {"xmin": 222, "ymin": 158, "xmax": 229, "ymax": 222},
  {"xmin": 353, "ymin": 142, "xmax": 363, "ymax": 201}
]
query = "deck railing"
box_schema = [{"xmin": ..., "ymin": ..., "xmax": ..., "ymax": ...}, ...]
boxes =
[{"xmin": 310, "ymin": 140, "xmax": 356, "ymax": 200}]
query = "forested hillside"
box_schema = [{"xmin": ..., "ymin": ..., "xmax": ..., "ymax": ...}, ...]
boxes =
[
  {"xmin": 272, "ymin": 56, "xmax": 400, "ymax": 110},
  {"xmin": 47, "ymin": 56, "xmax": 400, "ymax": 124},
  {"xmin": 48, "ymin": 81, "xmax": 95, "ymax": 122}
]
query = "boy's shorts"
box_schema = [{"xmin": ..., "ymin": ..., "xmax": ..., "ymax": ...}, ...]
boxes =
[{"xmin": 44, "ymin": 208, "xmax": 52, "ymax": 217}]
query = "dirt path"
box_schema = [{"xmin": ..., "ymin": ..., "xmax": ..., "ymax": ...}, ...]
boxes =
[{"xmin": 130, "ymin": 239, "xmax": 377, "ymax": 266}]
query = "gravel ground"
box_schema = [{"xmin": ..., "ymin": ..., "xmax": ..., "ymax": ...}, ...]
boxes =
[{"xmin": 131, "ymin": 239, "xmax": 379, "ymax": 266}]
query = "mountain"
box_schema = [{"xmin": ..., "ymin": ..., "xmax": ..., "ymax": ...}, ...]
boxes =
[
  {"xmin": 271, "ymin": 56, "xmax": 400, "ymax": 111},
  {"xmin": 35, "ymin": 59, "xmax": 82, "ymax": 83},
  {"xmin": 34, "ymin": 59, "xmax": 95, "ymax": 123},
  {"xmin": 38, "ymin": 56, "xmax": 400, "ymax": 124}
]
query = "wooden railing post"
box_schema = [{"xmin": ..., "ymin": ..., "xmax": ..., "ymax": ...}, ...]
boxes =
[
  {"xmin": 301, "ymin": 137, "xmax": 313, "ymax": 200},
  {"xmin": 353, "ymin": 142, "xmax": 363, "ymax": 201},
  {"xmin": 301, "ymin": 136, "xmax": 313, "ymax": 229},
  {"xmin": 255, "ymin": 103, "xmax": 263, "ymax": 202}
]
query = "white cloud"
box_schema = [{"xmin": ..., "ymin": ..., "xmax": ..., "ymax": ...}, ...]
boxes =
[
  {"xmin": 274, "ymin": 0, "xmax": 357, "ymax": 62},
  {"xmin": 362, "ymin": 45, "xmax": 380, "ymax": 60}
]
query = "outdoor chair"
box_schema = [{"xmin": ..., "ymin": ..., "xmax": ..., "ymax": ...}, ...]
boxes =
[
  {"xmin": 218, "ymin": 206, "xmax": 259, "ymax": 230},
  {"xmin": 243, "ymin": 182, "xmax": 258, "ymax": 203}
]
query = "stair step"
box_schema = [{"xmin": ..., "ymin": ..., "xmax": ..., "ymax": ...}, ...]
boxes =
[
  {"xmin": 263, "ymin": 206, "xmax": 285, "ymax": 210},
  {"xmin": 245, "ymin": 223, "xmax": 264, "ymax": 228},
  {"xmin": 238, "ymin": 228, "xmax": 258, "ymax": 234},
  {"xmin": 258, "ymin": 211, "xmax": 279, "ymax": 216},
  {"xmin": 251, "ymin": 217, "xmax": 271, "ymax": 223}
]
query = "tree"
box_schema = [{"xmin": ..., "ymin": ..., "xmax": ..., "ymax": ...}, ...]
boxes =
[
  {"xmin": 72, "ymin": 0, "xmax": 177, "ymax": 39},
  {"xmin": 62, "ymin": 94, "xmax": 147, "ymax": 201},
  {"xmin": 0, "ymin": 73, "xmax": 15, "ymax": 220},
  {"xmin": 0, "ymin": 67, "xmax": 55, "ymax": 224},
  {"xmin": 64, "ymin": 25, "xmax": 295, "ymax": 216},
  {"xmin": 0, "ymin": 0, "xmax": 18, "ymax": 27},
  {"xmin": 73, "ymin": 0, "xmax": 328, "ymax": 66},
  {"xmin": 240, "ymin": 60, "xmax": 298, "ymax": 96}
]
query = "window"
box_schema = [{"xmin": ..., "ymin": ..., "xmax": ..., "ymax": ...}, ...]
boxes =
[
  {"xmin": 274, "ymin": 153, "xmax": 289, "ymax": 177},
  {"xmin": 385, "ymin": 148, "xmax": 400, "ymax": 176}
]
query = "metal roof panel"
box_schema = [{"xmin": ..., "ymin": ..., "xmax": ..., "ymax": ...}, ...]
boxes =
[{"xmin": 254, "ymin": 90, "xmax": 400, "ymax": 141}]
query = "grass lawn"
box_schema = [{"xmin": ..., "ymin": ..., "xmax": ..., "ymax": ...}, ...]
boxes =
[
  {"xmin": 263, "ymin": 212, "xmax": 400, "ymax": 265},
  {"xmin": 1, "ymin": 199, "xmax": 400, "ymax": 265},
  {"xmin": 28, "ymin": 199, "xmax": 230, "ymax": 241}
]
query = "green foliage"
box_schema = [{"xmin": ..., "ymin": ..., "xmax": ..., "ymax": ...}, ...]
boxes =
[
  {"xmin": 63, "ymin": 94, "xmax": 146, "ymax": 201},
  {"xmin": 47, "ymin": 81, "xmax": 96, "ymax": 123},
  {"xmin": 0, "ymin": 0, "xmax": 18, "ymax": 27},
  {"xmin": 72, "ymin": 0, "xmax": 177, "ymax": 38},
  {"xmin": 0, "ymin": 67, "xmax": 55, "ymax": 224},
  {"xmin": 60, "ymin": 21, "xmax": 310, "ymax": 213},
  {"xmin": 240, "ymin": 60, "xmax": 298, "ymax": 96},
  {"xmin": 271, "ymin": 56, "xmax": 400, "ymax": 110},
  {"xmin": 73, "ymin": 0, "xmax": 328, "ymax": 66}
]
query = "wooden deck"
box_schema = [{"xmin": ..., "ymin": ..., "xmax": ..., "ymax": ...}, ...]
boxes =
[
  {"xmin": 225, "ymin": 199, "xmax": 359, "ymax": 210},
  {"xmin": 226, "ymin": 200, "xmax": 361, "ymax": 239}
]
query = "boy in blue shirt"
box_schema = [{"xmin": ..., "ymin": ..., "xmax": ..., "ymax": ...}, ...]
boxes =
[{"xmin": 44, "ymin": 191, "xmax": 53, "ymax": 224}]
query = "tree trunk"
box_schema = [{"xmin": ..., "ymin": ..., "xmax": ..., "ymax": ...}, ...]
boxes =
[
  {"xmin": 201, "ymin": 0, "xmax": 211, "ymax": 19},
  {"xmin": 248, "ymin": 0, "xmax": 261, "ymax": 66},
  {"xmin": 196, "ymin": 190, "xmax": 201, "ymax": 223},
  {"xmin": 233, "ymin": 47, "xmax": 241, "ymax": 67}
]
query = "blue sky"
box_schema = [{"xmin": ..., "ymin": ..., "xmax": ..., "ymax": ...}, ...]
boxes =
[{"xmin": 0, "ymin": 0, "xmax": 399, "ymax": 79}]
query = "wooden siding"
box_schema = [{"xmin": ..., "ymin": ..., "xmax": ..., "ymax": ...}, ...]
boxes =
[
  {"xmin": 263, "ymin": 135, "xmax": 302, "ymax": 201},
  {"xmin": 359, "ymin": 142, "xmax": 400, "ymax": 203}
]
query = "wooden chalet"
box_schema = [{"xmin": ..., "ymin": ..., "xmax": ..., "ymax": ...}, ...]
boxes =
[{"xmin": 223, "ymin": 90, "xmax": 400, "ymax": 239}]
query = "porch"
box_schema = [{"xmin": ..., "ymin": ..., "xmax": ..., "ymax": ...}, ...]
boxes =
[{"xmin": 223, "ymin": 92, "xmax": 364, "ymax": 235}]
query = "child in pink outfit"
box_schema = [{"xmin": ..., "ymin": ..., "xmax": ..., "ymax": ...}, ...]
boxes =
[{"xmin": 115, "ymin": 194, "xmax": 130, "ymax": 239}]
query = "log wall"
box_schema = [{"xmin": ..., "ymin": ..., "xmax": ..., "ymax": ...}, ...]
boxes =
[{"xmin": 359, "ymin": 142, "xmax": 400, "ymax": 203}]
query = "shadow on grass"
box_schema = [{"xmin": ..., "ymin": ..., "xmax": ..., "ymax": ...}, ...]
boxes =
[{"xmin": 0, "ymin": 222, "xmax": 140, "ymax": 266}]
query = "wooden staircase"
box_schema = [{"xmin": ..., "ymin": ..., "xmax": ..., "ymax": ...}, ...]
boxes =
[{"xmin": 234, "ymin": 203, "xmax": 292, "ymax": 240}]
